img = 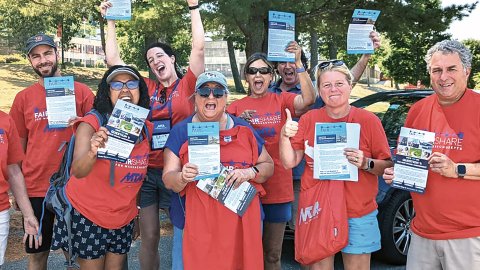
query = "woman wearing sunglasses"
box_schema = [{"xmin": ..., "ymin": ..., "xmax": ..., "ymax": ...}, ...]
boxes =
[
  {"xmin": 279, "ymin": 60, "xmax": 393, "ymax": 270},
  {"xmin": 50, "ymin": 65, "xmax": 152, "ymax": 269},
  {"xmin": 99, "ymin": 1, "xmax": 205, "ymax": 269},
  {"xmin": 163, "ymin": 71, "xmax": 274, "ymax": 269},
  {"xmin": 227, "ymin": 42, "xmax": 315, "ymax": 270}
]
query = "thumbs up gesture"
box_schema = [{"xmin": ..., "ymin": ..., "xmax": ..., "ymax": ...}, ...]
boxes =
[{"xmin": 282, "ymin": 108, "xmax": 298, "ymax": 138}]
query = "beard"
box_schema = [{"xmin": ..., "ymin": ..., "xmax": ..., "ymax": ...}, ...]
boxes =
[{"xmin": 32, "ymin": 61, "xmax": 59, "ymax": 78}]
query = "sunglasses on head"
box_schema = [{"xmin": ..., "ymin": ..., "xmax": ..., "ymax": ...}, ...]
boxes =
[
  {"xmin": 110, "ymin": 80, "xmax": 140, "ymax": 91},
  {"xmin": 317, "ymin": 60, "xmax": 345, "ymax": 71},
  {"xmin": 196, "ymin": 87, "xmax": 226, "ymax": 98},
  {"xmin": 246, "ymin": 67, "xmax": 272, "ymax": 75}
]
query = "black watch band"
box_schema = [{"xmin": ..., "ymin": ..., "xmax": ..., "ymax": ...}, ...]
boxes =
[{"xmin": 188, "ymin": 4, "xmax": 200, "ymax": 10}]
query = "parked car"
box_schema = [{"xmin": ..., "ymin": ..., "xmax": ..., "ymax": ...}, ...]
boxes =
[{"xmin": 285, "ymin": 90, "xmax": 434, "ymax": 265}]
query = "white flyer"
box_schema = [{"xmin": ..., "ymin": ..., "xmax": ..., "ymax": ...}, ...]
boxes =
[{"xmin": 44, "ymin": 76, "xmax": 77, "ymax": 129}]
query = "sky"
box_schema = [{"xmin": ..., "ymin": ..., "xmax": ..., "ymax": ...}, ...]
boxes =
[{"xmin": 443, "ymin": 0, "xmax": 480, "ymax": 40}]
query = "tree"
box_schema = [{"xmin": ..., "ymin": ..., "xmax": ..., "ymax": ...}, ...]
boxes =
[{"xmin": 463, "ymin": 39, "xmax": 480, "ymax": 89}]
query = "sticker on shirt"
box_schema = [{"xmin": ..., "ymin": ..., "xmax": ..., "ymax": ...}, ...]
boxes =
[{"xmin": 151, "ymin": 119, "xmax": 171, "ymax": 150}]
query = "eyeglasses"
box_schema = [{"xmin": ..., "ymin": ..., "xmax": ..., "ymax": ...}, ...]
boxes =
[
  {"xmin": 246, "ymin": 67, "xmax": 272, "ymax": 75},
  {"xmin": 317, "ymin": 60, "xmax": 345, "ymax": 71},
  {"xmin": 110, "ymin": 80, "xmax": 140, "ymax": 91},
  {"xmin": 196, "ymin": 87, "xmax": 226, "ymax": 98}
]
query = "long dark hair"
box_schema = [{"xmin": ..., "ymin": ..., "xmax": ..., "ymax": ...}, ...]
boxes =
[
  {"xmin": 244, "ymin": 53, "xmax": 275, "ymax": 96},
  {"xmin": 144, "ymin": 42, "xmax": 184, "ymax": 79},
  {"xmin": 93, "ymin": 65, "xmax": 150, "ymax": 115}
]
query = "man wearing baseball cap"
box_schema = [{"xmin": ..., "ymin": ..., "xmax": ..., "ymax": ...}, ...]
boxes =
[{"xmin": 9, "ymin": 33, "xmax": 95, "ymax": 270}]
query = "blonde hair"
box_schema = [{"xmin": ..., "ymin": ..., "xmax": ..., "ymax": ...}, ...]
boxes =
[{"xmin": 315, "ymin": 62, "xmax": 354, "ymax": 89}]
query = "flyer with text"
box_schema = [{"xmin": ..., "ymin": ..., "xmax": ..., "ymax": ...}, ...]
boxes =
[
  {"xmin": 393, "ymin": 127, "xmax": 435, "ymax": 193},
  {"xmin": 347, "ymin": 9, "xmax": 380, "ymax": 54},
  {"xmin": 97, "ymin": 100, "xmax": 149, "ymax": 162},
  {"xmin": 188, "ymin": 122, "xmax": 220, "ymax": 180},
  {"xmin": 44, "ymin": 76, "xmax": 77, "ymax": 129},
  {"xmin": 267, "ymin": 10, "xmax": 295, "ymax": 62},
  {"xmin": 106, "ymin": 0, "xmax": 132, "ymax": 20},
  {"xmin": 313, "ymin": 122, "xmax": 360, "ymax": 181},
  {"xmin": 196, "ymin": 165, "xmax": 257, "ymax": 216}
]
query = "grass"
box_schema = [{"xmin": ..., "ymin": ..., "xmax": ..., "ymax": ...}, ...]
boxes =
[{"xmin": 0, "ymin": 63, "xmax": 396, "ymax": 113}]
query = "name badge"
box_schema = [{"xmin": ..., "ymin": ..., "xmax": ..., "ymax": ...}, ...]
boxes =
[{"xmin": 151, "ymin": 119, "xmax": 171, "ymax": 150}]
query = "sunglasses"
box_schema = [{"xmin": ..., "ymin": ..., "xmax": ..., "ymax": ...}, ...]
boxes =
[
  {"xmin": 196, "ymin": 87, "xmax": 226, "ymax": 98},
  {"xmin": 110, "ymin": 80, "xmax": 140, "ymax": 91},
  {"xmin": 246, "ymin": 67, "xmax": 272, "ymax": 75},
  {"xmin": 158, "ymin": 87, "xmax": 167, "ymax": 103},
  {"xmin": 317, "ymin": 60, "xmax": 345, "ymax": 70}
]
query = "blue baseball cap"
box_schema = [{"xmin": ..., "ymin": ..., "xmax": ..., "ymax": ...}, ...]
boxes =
[
  {"xmin": 26, "ymin": 34, "xmax": 56, "ymax": 55},
  {"xmin": 195, "ymin": 71, "xmax": 228, "ymax": 91}
]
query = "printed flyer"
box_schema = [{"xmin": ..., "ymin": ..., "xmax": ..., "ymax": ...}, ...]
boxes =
[
  {"xmin": 267, "ymin": 10, "xmax": 295, "ymax": 62},
  {"xmin": 393, "ymin": 127, "xmax": 435, "ymax": 193},
  {"xmin": 347, "ymin": 9, "xmax": 381, "ymax": 54},
  {"xmin": 313, "ymin": 122, "xmax": 360, "ymax": 181},
  {"xmin": 196, "ymin": 165, "xmax": 257, "ymax": 216},
  {"xmin": 44, "ymin": 76, "xmax": 77, "ymax": 128},
  {"xmin": 188, "ymin": 122, "xmax": 220, "ymax": 180},
  {"xmin": 97, "ymin": 100, "xmax": 149, "ymax": 162},
  {"xmin": 106, "ymin": 0, "xmax": 132, "ymax": 20}
]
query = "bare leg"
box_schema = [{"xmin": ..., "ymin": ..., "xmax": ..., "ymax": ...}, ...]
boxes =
[
  {"xmin": 263, "ymin": 222, "xmax": 286, "ymax": 270},
  {"xmin": 77, "ymin": 256, "xmax": 105, "ymax": 270},
  {"xmin": 27, "ymin": 251, "xmax": 49, "ymax": 270},
  {"xmin": 342, "ymin": 253, "xmax": 371, "ymax": 270},
  {"xmin": 139, "ymin": 204, "xmax": 160, "ymax": 270},
  {"xmin": 105, "ymin": 252, "xmax": 128, "ymax": 270},
  {"xmin": 308, "ymin": 255, "xmax": 335, "ymax": 270}
]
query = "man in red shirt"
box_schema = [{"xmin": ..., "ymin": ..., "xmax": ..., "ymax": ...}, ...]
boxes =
[
  {"xmin": 9, "ymin": 34, "xmax": 94, "ymax": 270},
  {"xmin": 384, "ymin": 40, "xmax": 480, "ymax": 269}
]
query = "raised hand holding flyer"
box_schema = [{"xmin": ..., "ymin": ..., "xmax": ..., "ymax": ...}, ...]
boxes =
[
  {"xmin": 188, "ymin": 122, "xmax": 220, "ymax": 180},
  {"xmin": 97, "ymin": 100, "xmax": 149, "ymax": 162},
  {"xmin": 267, "ymin": 10, "xmax": 295, "ymax": 62},
  {"xmin": 44, "ymin": 76, "xmax": 77, "ymax": 128},
  {"xmin": 105, "ymin": 0, "xmax": 132, "ymax": 20},
  {"xmin": 393, "ymin": 127, "xmax": 435, "ymax": 193},
  {"xmin": 347, "ymin": 9, "xmax": 380, "ymax": 54},
  {"xmin": 196, "ymin": 165, "xmax": 257, "ymax": 216},
  {"xmin": 314, "ymin": 122, "xmax": 360, "ymax": 181}
]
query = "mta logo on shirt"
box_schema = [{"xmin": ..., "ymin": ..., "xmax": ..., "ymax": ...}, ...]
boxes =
[
  {"xmin": 120, "ymin": 172, "xmax": 145, "ymax": 183},
  {"xmin": 299, "ymin": 201, "xmax": 322, "ymax": 225}
]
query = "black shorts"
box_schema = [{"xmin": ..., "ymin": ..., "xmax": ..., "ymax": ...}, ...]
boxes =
[
  {"xmin": 139, "ymin": 168, "xmax": 172, "ymax": 209},
  {"xmin": 51, "ymin": 208, "xmax": 134, "ymax": 259},
  {"xmin": 24, "ymin": 197, "xmax": 54, "ymax": 253}
]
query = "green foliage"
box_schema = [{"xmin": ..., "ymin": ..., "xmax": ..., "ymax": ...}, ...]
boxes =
[
  {"xmin": 463, "ymin": 39, "xmax": 480, "ymax": 89},
  {"xmin": 0, "ymin": 54, "xmax": 27, "ymax": 64}
]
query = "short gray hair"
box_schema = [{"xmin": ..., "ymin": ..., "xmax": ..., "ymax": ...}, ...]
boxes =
[{"xmin": 424, "ymin": 40, "xmax": 472, "ymax": 71}]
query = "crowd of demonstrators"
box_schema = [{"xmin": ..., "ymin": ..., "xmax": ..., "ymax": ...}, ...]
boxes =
[
  {"xmin": 100, "ymin": 0, "xmax": 205, "ymax": 268},
  {"xmin": 227, "ymin": 42, "xmax": 315, "ymax": 270},
  {"xmin": 0, "ymin": 111, "xmax": 40, "ymax": 268},
  {"xmin": 383, "ymin": 40, "xmax": 480, "ymax": 270},
  {"xmin": 163, "ymin": 71, "xmax": 274, "ymax": 269},
  {"xmin": 50, "ymin": 65, "xmax": 152, "ymax": 269},
  {"xmin": 8, "ymin": 33, "xmax": 95, "ymax": 270},
  {"xmin": 279, "ymin": 60, "xmax": 393, "ymax": 270}
]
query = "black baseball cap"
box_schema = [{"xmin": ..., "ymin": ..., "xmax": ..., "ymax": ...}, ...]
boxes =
[{"xmin": 25, "ymin": 34, "xmax": 56, "ymax": 55}]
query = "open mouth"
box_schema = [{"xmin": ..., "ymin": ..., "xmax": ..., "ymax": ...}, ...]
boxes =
[
  {"xmin": 120, "ymin": 96, "xmax": 132, "ymax": 102},
  {"xmin": 157, "ymin": 65, "xmax": 166, "ymax": 74},
  {"xmin": 205, "ymin": 103, "xmax": 216, "ymax": 110},
  {"xmin": 253, "ymin": 79, "xmax": 264, "ymax": 90}
]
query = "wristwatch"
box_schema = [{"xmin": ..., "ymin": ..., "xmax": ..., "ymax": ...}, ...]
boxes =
[
  {"xmin": 365, "ymin": 158, "xmax": 374, "ymax": 171},
  {"xmin": 456, "ymin": 164, "xmax": 466, "ymax": 178}
]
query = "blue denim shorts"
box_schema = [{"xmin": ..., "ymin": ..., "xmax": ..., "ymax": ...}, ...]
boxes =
[
  {"xmin": 139, "ymin": 167, "xmax": 172, "ymax": 209},
  {"xmin": 262, "ymin": 202, "xmax": 292, "ymax": 223},
  {"xmin": 342, "ymin": 209, "xmax": 381, "ymax": 254}
]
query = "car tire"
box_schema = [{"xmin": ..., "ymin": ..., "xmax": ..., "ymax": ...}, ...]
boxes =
[{"xmin": 376, "ymin": 190, "xmax": 414, "ymax": 265}]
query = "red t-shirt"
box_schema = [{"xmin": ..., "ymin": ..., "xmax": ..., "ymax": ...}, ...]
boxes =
[
  {"xmin": 227, "ymin": 92, "xmax": 297, "ymax": 204},
  {"xmin": 9, "ymin": 82, "xmax": 94, "ymax": 197},
  {"xmin": 66, "ymin": 114, "xmax": 152, "ymax": 229},
  {"xmin": 145, "ymin": 69, "xmax": 197, "ymax": 168},
  {"xmin": 177, "ymin": 125, "xmax": 264, "ymax": 269},
  {"xmin": 291, "ymin": 107, "xmax": 391, "ymax": 218},
  {"xmin": 405, "ymin": 89, "xmax": 480, "ymax": 240},
  {"xmin": 0, "ymin": 111, "xmax": 25, "ymax": 211}
]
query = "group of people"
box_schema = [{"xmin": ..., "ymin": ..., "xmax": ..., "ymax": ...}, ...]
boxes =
[{"xmin": 0, "ymin": 1, "xmax": 479, "ymax": 270}]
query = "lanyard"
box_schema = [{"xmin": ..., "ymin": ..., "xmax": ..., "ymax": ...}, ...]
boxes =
[{"xmin": 149, "ymin": 79, "xmax": 180, "ymax": 120}]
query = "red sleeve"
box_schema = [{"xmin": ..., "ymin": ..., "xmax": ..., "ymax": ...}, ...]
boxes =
[
  {"xmin": 182, "ymin": 68, "xmax": 198, "ymax": 96},
  {"xmin": 363, "ymin": 111, "xmax": 391, "ymax": 160},
  {"xmin": 7, "ymin": 116, "xmax": 24, "ymax": 165},
  {"xmin": 280, "ymin": 92, "xmax": 298, "ymax": 118},
  {"xmin": 226, "ymin": 101, "xmax": 239, "ymax": 116},
  {"xmin": 9, "ymin": 92, "xmax": 27, "ymax": 138}
]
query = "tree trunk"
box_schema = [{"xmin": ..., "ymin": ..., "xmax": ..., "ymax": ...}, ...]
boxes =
[
  {"xmin": 227, "ymin": 39, "xmax": 245, "ymax": 93},
  {"xmin": 309, "ymin": 30, "xmax": 318, "ymax": 81},
  {"xmin": 327, "ymin": 39, "xmax": 337, "ymax": 60}
]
